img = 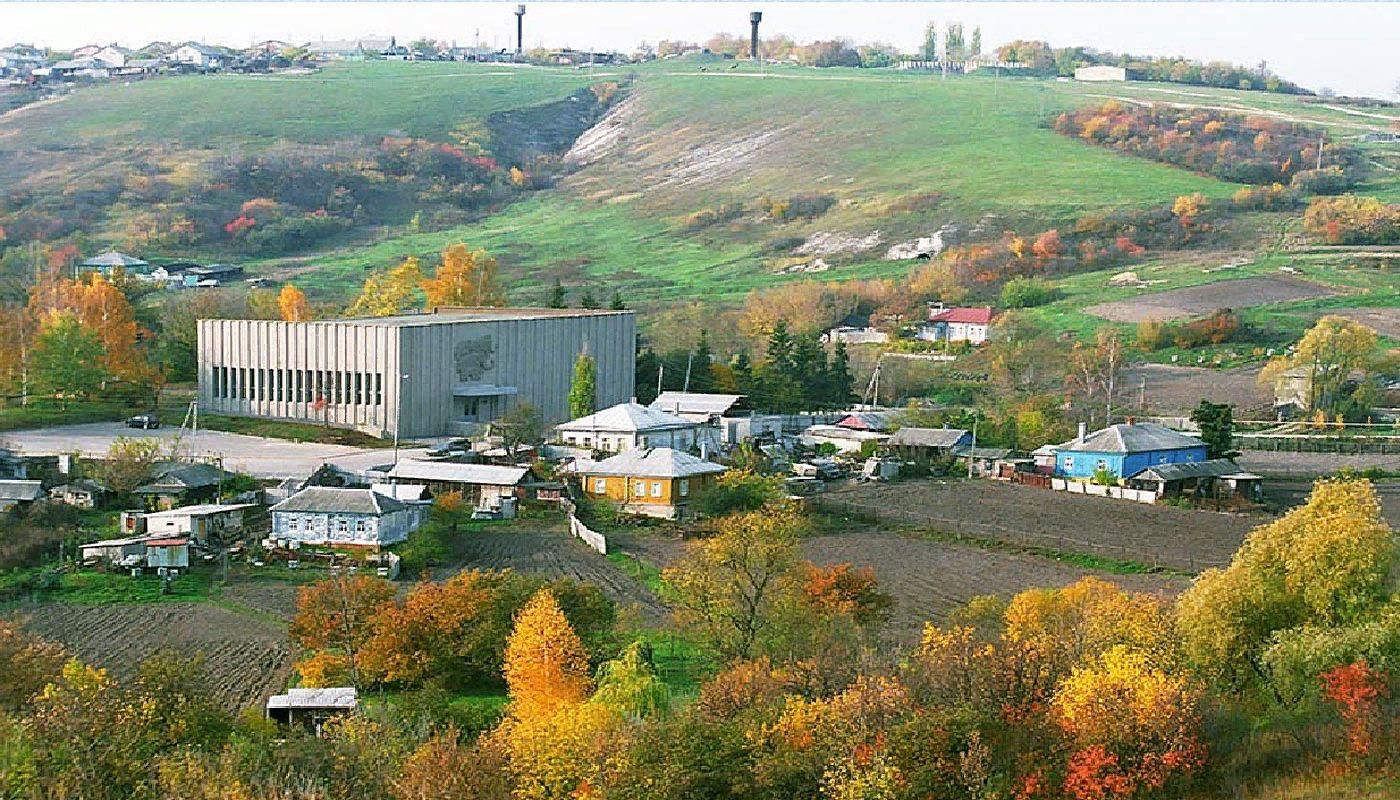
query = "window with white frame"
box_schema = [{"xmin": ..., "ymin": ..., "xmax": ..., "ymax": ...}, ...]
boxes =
[
  {"xmin": 336, "ymin": 518, "xmax": 348, "ymax": 534},
  {"xmin": 287, "ymin": 517, "xmax": 299, "ymax": 531},
  {"xmin": 651, "ymin": 482, "xmax": 662, "ymax": 498},
  {"xmin": 679, "ymin": 479, "xmax": 690, "ymax": 497},
  {"xmin": 354, "ymin": 519, "xmax": 366, "ymax": 534},
  {"xmin": 593, "ymin": 478, "xmax": 607, "ymax": 493}
]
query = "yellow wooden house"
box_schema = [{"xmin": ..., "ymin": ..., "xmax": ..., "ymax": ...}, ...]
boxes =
[{"xmin": 574, "ymin": 448, "xmax": 726, "ymax": 520}]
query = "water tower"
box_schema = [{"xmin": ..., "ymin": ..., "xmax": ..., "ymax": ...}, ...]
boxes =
[
  {"xmin": 749, "ymin": 11, "xmax": 763, "ymax": 60},
  {"xmin": 515, "ymin": 4, "xmax": 526, "ymax": 55}
]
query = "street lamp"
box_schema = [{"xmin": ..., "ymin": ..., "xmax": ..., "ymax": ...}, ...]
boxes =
[{"xmin": 392, "ymin": 373, "xmax": 409, "ymax": 465}]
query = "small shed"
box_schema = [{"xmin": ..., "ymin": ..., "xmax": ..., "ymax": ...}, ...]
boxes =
[
  {"xmin": 266, "ymin": 687, "xmax": 358, "ymax": 734},
  {"xmin": 138, "ymin": 503, "xmax": 255, "ymax": 544},
  {"xmin": 80, "ymin": 536, "xmax": 150, "ymax": 566},
  {"xmin": 954, "ymin": 446, "xmax": 1013, "ymax": 477},
  {"xmin": 800, "ymin": 425, "xmax": 890, "ymax": 454},
  {"xmin": 1126, "ymin": 459, "xmax": 1264, "ymax": 501},
  {"xmin": 0, "ymin": 479, "xmax": 45, "ymax": 512},
  {"xmin": 143, "ymin": 537, "xmax": 190, "ymax": 570},
  {"xmin": 134, "ymin": 462, "xmax": 227, "ymax": 509},
  {"xmin": 385, "ymin": 461, "xmax": 528, "ymax": 509},
  {"xmin": 649, "ymin": 392, "xmax": 746, "ymax": 424}
]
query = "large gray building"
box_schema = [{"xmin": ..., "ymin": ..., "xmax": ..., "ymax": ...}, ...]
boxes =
[{"xmin": 197, "ymin": 308, "xmax": 635, "ymax": 438}]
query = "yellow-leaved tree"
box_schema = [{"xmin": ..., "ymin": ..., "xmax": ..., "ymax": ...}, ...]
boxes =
[
  {"xmin": 347, "ymin": 256, "xmax": 425, "ymax": 317},
  {"xmin": 1176, "ymin": 477, "xmax": 1396, "ymax": 693},
  {"xmin": 502, "ymin": 589, "xmax": 592, "ymax": 720},
  {"xmin": 421, "ymin": 243, "xmax": 505, "ymax": 308},
  {"xmin": 278, "ymin": 284, "xmax": 310, "ymax": 322}
]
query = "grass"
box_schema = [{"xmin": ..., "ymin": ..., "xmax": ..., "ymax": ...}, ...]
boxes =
[
  {"xmin": 0, "ymin": 400, "xmax": 148, "ymax": 433},
  {"xmin": 154, "ymin": 409, "xmax": 391, "ymax": 447},
  {"xmin": 606, "ymin": 550, "xmax": 668, "ymax": 597}
]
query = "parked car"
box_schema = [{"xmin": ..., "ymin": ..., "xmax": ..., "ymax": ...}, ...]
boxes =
[{"xmin": 126, "ymin": 414, "xmax": 161, "ymax": 429}]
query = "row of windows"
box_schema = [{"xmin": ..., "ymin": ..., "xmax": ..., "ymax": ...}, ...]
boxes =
[
  {"xmin": 212, "ymin": 367, "xmax": 384, "ymax": 407},
  {"xmin": 286, "ymin": 516, "xmax": 370, "ymax": 535},
  {"xmin": 591, "ymin": 478, "xmax": 689, "ymax": 498}
]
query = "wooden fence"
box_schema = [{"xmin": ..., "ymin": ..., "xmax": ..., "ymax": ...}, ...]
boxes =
[{"xmin": 560, "ymin": 497, "xmax": 607, "ymax": 555}]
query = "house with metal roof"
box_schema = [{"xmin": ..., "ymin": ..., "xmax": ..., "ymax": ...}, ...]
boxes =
[
  {"xmin": 134, "ymin": 462, "xmax": 228, "ymax": 509},
  {"xmin": 136, "ymin": 502, "xmax": 256, "ymax": 545},
  {"xmin": 385, "ymin": 460, "xmax": 528, "ymax": 509},
  {"xmin": 649, "ymin": 392, "xmax": 745, "ymax": 423},
  {"xmin": 48, "ymin": 478, "xmax": 112, "ymax": 509},
  {"xmin": 1051, "ymin": 423, "xmax": 1207, "ymax": 481},
  {"xmin": 571, "ymin": 448, "xmax": 726, "ymax": 520},
  {"xmin": 556, "ymin": 401, "xmax": 700, "ymax": 454},
  {"xmin": 77, "ymin": 251, "xmax": 151, "ymax": 277},
  {"xmin": 799, "ymin": 424, "xmax": 890, "ymax": 454},
  {"xmin": 918, "ymin": 305, "xmax": 995, "ymax": 344},
  {"xmin": 269, "ymin": 486, "xmax": 420, "ymax": 548},
  {"xmin": 887, "ymin": 427, "xmax": 971, "ymax": 460},
  {"xmin": 0, "ymin": 479, "xmax": 44, "ymax": 512},
  {"xmin": 1125, "ymin": 459, "xmax": 1264, "ymax": 502}
]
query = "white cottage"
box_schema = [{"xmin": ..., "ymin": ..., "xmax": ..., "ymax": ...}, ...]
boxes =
[
  {"xmin": 555, "ymin": 401, "xmax": 700, "ymax": 453},
  {"xmin": 269, "ymin": 487, "xmax": 419, "ymax": 549}
]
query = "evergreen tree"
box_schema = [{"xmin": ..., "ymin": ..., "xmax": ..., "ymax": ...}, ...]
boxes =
[
  {"xmin": 970, "ymin": 26, "xmax": 982, "ymax": 56},
  {"xmin": 764, "ymin": 319, "xmax": 796, "ymax": 376},
  {"xmin": 609, "ymin": 289, "xmax": 626, "ymax": 310},
  {"xmin": 567, "ymin": 352, "xmax": 597, "ymax": 419},
  {"xmin": 731, "ymin": 351, "xmax": 754, "ymax": 397},
  {"xmin": 579, "ymin": 288, "xmax": 599, "ymax": 309},
  {"xmin": 689, "ymin": 330, "xmax": 715, "ymax": 393},
  {"xmin": 547, "ymin": 278, "xmax": 567, "ymax": 309},
  {"xmin": 1190, "ymin": 400, "xmax": 1240, "ymax": 460},
  {"xmin": 920, "ymin": 21, "xmax": 938, "ymax": 60},
  {"xmin": 635, "ymin": 346, "xmax": 661, "ymax": 405},
  {"xmin": 790, "ymin": 332, "xmax": 828, "ymax": 408},
  {"xmin": 826, "ymin": 340, "xmax": 856, "ymax": 409}
]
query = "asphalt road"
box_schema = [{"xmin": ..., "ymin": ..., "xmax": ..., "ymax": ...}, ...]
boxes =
[{"xmin": 1, "ymin": 422, "xmax": 428, "ymax": 479}]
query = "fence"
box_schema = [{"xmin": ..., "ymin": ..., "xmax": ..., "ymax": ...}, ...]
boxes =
[
  {"xmin": 560, "ymin": 498, "xmax": 607, "ymax": 555},
  {"xmin": 1050, "ymin": 478, "xmax": 1158, "ymax": 504},
  {"xmin": 1236, "ymin": 435, "xmax": 1400, "ymax": 455}
]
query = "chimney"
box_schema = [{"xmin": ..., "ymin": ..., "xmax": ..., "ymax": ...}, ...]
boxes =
[
  {"xmin": 514, "ymin": 4, "xmax": 526, "ymax": 55},
  {"xmin": 749, "ymin": 11, "xmax": 763, "ymax": 60},
  {"xmin": 1077, "ymin": 422, "xmax": 1087, "ymax": 441}
]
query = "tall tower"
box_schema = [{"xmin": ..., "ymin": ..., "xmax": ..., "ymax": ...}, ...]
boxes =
[
  {"xmin": 515, "ymin": 5, "xmax": 526, "ymax": 55},
  {"xmin": 749, "ymin": 11, "xmax": 763, "ymax": 60}
]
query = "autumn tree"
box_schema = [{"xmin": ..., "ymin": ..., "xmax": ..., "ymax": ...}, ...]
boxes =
[
  {"xmin": 503, "ymin": 589, "xmax": 593, "ymax": 720},
  {"xmin": 277, "ymin": 283, "xmax": 309, "ymax": 321},
  {"xmin": 393, "ymin": 727, "xmax": 511, "ymax": 800},
  {"xmin": 347, "ymin": 256, "xmax": 425, "ymax": 317},
  {"xmin": 1259, "ymin": 315, "xmax": 1381, "ymax": 417},
  {"xmin": 1068, "ymin": 329, "xmax": 1125, "ymax": 428},
  {"xmin": 568, "ymin": 352, "xmax": 597, "ymax": 419},
  {"xmin": 665, "ymin": 504, "xmax": 805, "ymax": 661},
  {"xmin": 290, "ymin": 575, "xmax": 398, "ymax": 687},
  {"xmin": 97, "ymin": 436, "xmax": 163, "ymax": 494},
  {"xmin": 421, "ymin": 243, "xmax": 506, "ymax": 308},
  {"xmin": 0, "ymin": 620, "xmax": 67, "ymax": 712},
  {"xmin": 1177, "ymin": 478, "xmax": 1396, "ymax": 692},
  {"xmin": 30, "ymin": 311, "xmax": 105, "ymax": 403},
  {"xmin": 591, "ymin": 641, "xmax": 671, "ymax": 722}
]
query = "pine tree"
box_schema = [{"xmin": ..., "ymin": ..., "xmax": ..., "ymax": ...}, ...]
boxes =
[
  {"xmin": 826, "ymin": 340, "xmax": 856, "ymax": 409},
  {"xmin": 764, "ymin": 319, "xmax": 796, "ymax": 375},
  {"xmin": 791, "ymin": 332, "xmax": 828, "ymax": 408},
  {"xmin": 689, "ymin": 329, "xmax": 715, "ymax": 393},
  {"xmin": 568, "ymin": 352, "xmax": 597, "ymax": 419},
  {"xmin": 609, "ymin": 289, "xmax": 626, "ymax": 310},
  {"xmin": 635, "ymin": 346, "xmax": 661, "ymax": 405},
  {"xmin": 921, "ymin": 22, "xmax": 938, "ymax": 61},
  {"xmin": 547, "ymin": 278, "xmax": 567, "ymax": 309},
  {"xmin": 579, "ymin": 288, "xmax": 599, "ymax": 309},
  {"xmin": 731, "ymin": 351, "xmax": 754, "ymax": 397},
  {"xmin": 502, "ymin": 590, "xmax": 592, "ymax": 720}
]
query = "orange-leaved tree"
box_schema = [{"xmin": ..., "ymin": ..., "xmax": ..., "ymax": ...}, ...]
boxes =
[
  {"xmin": 278, "ymin": 284, "xmax": 310, "ymax": 322},
  {"xmin": 421, "ymin": 243, "xmax": 505, "ymax": 308},
  {"xmin": 502, "ymin": 589, "xmax": 593, "ymax": 720},
  {"xmin": 289, "ymin": 575, "xmax": 397, "ymax": 688}
]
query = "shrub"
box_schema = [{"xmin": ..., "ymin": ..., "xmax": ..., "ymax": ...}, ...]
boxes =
[
  {"xmin": 1290, "ymin": 167, "xmax": 1353, "ymax": 196},
  {"xmin": 762, "ymin": 193, "xmax": 836, "ymax": 222},
  {"xmin": 693, "ymin": 470, "xmax": 785, "ymax": 517},
  {"xmin": 682, "ymin": 203, "xmax": 745, "ymax": 232},
  {"xmin": 1303, "ymin": 195, "xmax": 1400, "ymax": 245},
  {"xmin": 999, "ymin": 277, "xmax": 1061, "ymax": 309}
]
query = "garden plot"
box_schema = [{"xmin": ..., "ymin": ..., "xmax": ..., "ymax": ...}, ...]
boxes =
[{"xmin": 1084, "ymin": 276, "xmax": 1336, "ymax": 323}]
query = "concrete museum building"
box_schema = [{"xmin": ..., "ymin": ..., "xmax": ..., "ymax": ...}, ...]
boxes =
[{"xmin": 197, "ymin": 307, "xmax": 635, "ymax": 438}]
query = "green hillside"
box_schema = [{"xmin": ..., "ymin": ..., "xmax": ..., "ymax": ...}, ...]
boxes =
[{"xmin": 4, "ymin": 60, "xmax": 1398, "ymax": 307}]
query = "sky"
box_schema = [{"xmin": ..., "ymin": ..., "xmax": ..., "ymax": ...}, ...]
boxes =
[{"xmin": 5, "ymin": 2, "xmax": 1398, "ymax": 99}]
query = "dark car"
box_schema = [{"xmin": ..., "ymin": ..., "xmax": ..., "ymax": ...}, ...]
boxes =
[{"xmin": 126, "ymin": 414, "xmax": 161, "ymax": 429}]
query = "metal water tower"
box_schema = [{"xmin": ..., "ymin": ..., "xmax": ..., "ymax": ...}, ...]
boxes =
[
  {"xmin": 749, "ymin": 11, "xmax": 763, "ymax": 60},
  {"xmin": 515, "ymin": 4, "xmax": 526, "ymax": 55}
]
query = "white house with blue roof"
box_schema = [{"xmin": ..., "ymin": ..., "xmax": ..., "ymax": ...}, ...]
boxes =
[{"xmin": 1052, "ymin": 422, "xmax": 1208, "ymax": 481}]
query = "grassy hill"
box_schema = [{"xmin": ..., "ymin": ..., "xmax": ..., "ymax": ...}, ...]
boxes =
[{"xmin": 3, "ymin": 60, "xmax": 1398, "ymax": 309}]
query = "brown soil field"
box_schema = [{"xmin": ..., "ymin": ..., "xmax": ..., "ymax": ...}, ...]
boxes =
[
  {"xmin": 1330, "ymin": 307, "xmax": 1400, "ymax": 340},
  {"xmin": 611, "ymin": 528, "xmax": 1186, "ymax": 645},
  {"xmin": 453, "ymin": 527, "xmax": 668, "ymax": 621},
  {"xmin": 15, "ymin": 602, "xmax": 291, "ymax": 709},
  {"xmin": 1265, "ymin": 481, "xmax": 1400, "ymax": 527},
  {"xmin": 1235, "ymin": 450, "xmax": 1400, "ymax": 478},
  {"xmin": 819, "ymin": 480, "xmax": 1261, "ymax": 572},
  {"xmin": 803, "ymin": 529, "xmax": 1188, "ymax": 643},
  {"xmin": 1123, "ymin": 363, "xmax": 1271, "ymax": 415},
  {"xmin": 1085, "ymin": 276, "xmax": 1336, "ymax": 323}
]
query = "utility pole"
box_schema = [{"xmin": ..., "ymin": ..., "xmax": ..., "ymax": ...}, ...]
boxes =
[
  {"xmin": 967, "ymin": 414, "xmax": 978, "ymax": 479},
  {"xmin": 1315, "ymin": 131, "xmax": 1325, "ymax": 171},
  {"xmin": 682, "ymin": 352, "xmax": 693, "ymax": 392}
]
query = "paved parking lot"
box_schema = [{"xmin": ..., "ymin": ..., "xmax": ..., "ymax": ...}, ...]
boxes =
[{"xmin": 1, "ymin": 422, "xmax": 422, "ymax": 479}]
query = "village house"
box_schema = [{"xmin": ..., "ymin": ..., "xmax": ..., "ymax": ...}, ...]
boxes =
[
  {"xmin": 73, "ymin": 44, "xmax": 130, "ymax": 67},
  {"xmin": 0, "ymin": 480, "xmax": 44, "ymax": 512},
  {"xmin": 126, "ymin": 502, "xmax": 255, "ymax": 545},
  {"xmin": 369, "ymin": 483, "xmax": 432, "ymax": 524},
  {"xmin": 822, "ymin": 326, "xmax": 889, "ymax": 345},
  {"xmin": 556, "ymin": 401, "xmax": 700, "ymax": 454},
  {"xmin": 305, "ymin": 37, "xmax": 393, "ymax": 61},
  {"xmin": 918, "ymin": 305, "xmax": 995, "ymax": 345},
  {"xmin": 799, "ymin": 424, "xmax": 890, "ymax": 454},
  {"xmin": 78, "ymin": 250, "xmax": 151, "ymax": 278},
  {"xmin": 1051, "ymin": 422, "xmax": 1208, "ymax": 481},
  {"xmin": 835, "ymin": 411, "xmax": 899, "ymax": 432},
  {"xmin": 572, "ymin": 448, "xmax": 726, "ymax": 520},
  {"xmin": 384, "ymin": 460, "xmax": 528, "ymax": 511},
  {"xmin": 886, "ymin": 427, "xmax": 971, "ymax": 461},
  {"xmin": 134, "ymin": 462, "xmax": 228, "ymax": 509},
  {"xmin": 48, "ymin": 478, "xmax": 112, "ymax": 509},
  {"xmin": 269, "ymin": 486, "xmax": 420, "ymax": 548},
  {"xmin": 168, "ymin": 42, "xmax": 225, "ymax": 69}
]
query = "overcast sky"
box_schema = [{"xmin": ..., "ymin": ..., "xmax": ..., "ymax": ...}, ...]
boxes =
[{"xmin": 6, "ymin": 2, "xmax": 1397, "ymax": 99}]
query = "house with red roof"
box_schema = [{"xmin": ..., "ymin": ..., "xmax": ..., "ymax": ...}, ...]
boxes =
[{"xmin": 918, "ymin": 305, "xmax": 995, "ymax": 345}]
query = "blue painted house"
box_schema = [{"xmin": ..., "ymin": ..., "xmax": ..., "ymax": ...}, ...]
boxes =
[{"xmin": 1052, "ymin": 423, "xmax": 1208, "ymax": 481}]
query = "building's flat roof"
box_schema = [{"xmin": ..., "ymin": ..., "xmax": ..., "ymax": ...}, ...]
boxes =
[
  {"xmin": 267, "ymin": 687, "xmax": 358, "ymax": 710},
  {"xmin": 386, "ymin": 461, "xmax": 529, "ymax": 485},
  {"xmin": 207, "ymin": 307, "xmax": 632, "ymax": 328},
  {"xmin": 143, "ymin": 503, "xmax": 254, "ymax": 519}
]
